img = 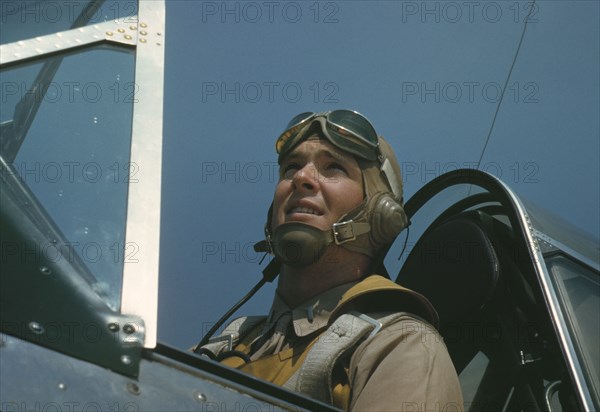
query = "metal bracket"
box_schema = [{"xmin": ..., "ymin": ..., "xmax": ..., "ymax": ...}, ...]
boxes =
[{"xmin": 519, "ymin": 350, "xmax": 541, "ymax": 366}]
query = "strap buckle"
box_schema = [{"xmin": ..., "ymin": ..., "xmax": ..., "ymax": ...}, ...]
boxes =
[
  {"xmin": 357, "ymin": 313, "xmax": 383, "ymax": 338},
  {"xmin": 332, "ymin": 221, "xmax": 356, "ymax": 245},
  {"xmin": 207, "ymin": 334, "xmax": 234, "ymax": 351}
]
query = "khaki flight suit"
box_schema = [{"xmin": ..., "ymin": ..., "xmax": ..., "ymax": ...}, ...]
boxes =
[{"xmin": 214, "ymin": 275, "xmax": 464, "ymax": 411}]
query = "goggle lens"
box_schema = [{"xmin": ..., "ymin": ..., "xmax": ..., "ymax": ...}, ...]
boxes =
[
  {"xmin": 327, "ymin": 109, "xmax": 378, "ymax": 147},
  {"xmin": 275, "ymin": 112, "xmax": 315, "ymax": 154},
  {"xmin": 276, "ymin": 110, "xmax": 380, "ymax": 161}
]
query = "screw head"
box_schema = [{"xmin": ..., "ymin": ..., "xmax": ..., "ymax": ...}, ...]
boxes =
[
  {"xmin": 127, "ymin": 382, "xmax": 141, "ymax": 395},
  {"xmin": 120, "ymin": 355, "xmax": 132, "ymax": 365},
  {"xmin": 193, "ymin": 391, "xmax": 207, "ymax": 402},
  {"xmin": 123, "ymin": 323, "xmax": 136, "ymax": 334},
  {"xmin": 29, "ymin": 321, "xmax": 45, "ymax": 335},
  {"xmin": 108, "ymin": 322, "xmax": 120, "ymax": 332}
]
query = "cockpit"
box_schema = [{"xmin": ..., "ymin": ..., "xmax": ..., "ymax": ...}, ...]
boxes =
[{"xmin": 1, "ymin": 1, "xmax": 598, "ymax": 411}]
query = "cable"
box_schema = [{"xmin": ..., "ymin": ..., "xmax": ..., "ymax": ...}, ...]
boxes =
[
  {"xmin": 475, "ymin": 0, "xmax": 538, "ymax": 170},
  {"xmin": 397, "ymin": 225, "xmax": 410, "ymax": 261},
  {"xmin": 193, "ymin": 258, "xmax": 281, "ymax": 353},
  {"xmin": 193, "ymin": 277, "xmax": 267, "ymax": 352}
]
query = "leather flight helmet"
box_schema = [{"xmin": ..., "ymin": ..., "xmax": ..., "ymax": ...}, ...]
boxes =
[{"xmin": 254, "ymin": 115, "xmax": 408, "ymax": 267}]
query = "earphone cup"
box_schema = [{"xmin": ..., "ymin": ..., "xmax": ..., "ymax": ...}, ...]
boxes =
[{"xmin": 369, "ymin": 194, "xmax": 408, "ymax": 247}]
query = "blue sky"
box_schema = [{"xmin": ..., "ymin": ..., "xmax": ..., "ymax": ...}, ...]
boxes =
[{"xmin": 157, "ymin": 1, "xmax": 600, "ymax": 349}]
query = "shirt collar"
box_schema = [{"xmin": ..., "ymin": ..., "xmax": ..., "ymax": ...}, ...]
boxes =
[{"xmin": 267, "ymin": 281, "xmax": 359, "ymax": 338}]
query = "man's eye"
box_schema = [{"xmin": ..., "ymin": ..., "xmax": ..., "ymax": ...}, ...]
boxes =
[
  {"xmin": 282, "ymin": 163, "xmax": 300, "ymax": 179},
  {"xmin": 326, "ymin": 162, "xmax": 347, "ymax": 174}
]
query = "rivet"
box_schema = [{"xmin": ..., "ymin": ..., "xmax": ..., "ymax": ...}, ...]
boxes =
[
  {"xmin": 139, "ymin": 30, "xmax": 147, "ymax": 36},
  {"xmin": 124, "ymin": 34, "xmax": 132, "ymax": 40},
  {"xmin": 157, "ymin": 32, "xmax": 162, "ymax": 36},
  {"xmin": 58, "ymin": 383, "xmax": 67, "ymax": 390},
  {"xmin": 193, "ymin": 391, "xmax": 207, "ymax": 402},
  {"xmin": 106, "ymin": 31, "xmax": 113, "ymax": 36},
  {"xmin": 107, "ymin": 322, "xmax": 120, "ymax": 332},
  {"xmin": 139, "ymin": 38, "xmax": 147, "ymax": 43},
  {"xmin": 126, "ymin": 382, "xmax": 141, "ymax": 395},
  {"xmin": 140, "ymin": 22, "xmax": 147, "ymax": 28},
  {"xmin": 117, "ymin": 28, "xmax": 125, "ymax": 33},
  {"xmin": 120, "ymin": 355, "xmax": 132, "ymax": 365},
  {"xmin": 29, "ymin": 321, "xmax": 45, "ymax": 335},
  {"xmin": 39, "ymin": 266, "xmax": 52, "ymax": 275},
  {"xmin": 129, "ymin": 26, "xmax": 137, "ymax": 30},
  {"xmin": 123, "ymin": 324, "xmax": 135, "ymax": 334},
  {"xmin": 156, "ymin": 42, "xmax": 161, "ymax": 46}
]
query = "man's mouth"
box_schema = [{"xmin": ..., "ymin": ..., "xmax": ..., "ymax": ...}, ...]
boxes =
[{"xmin": 289, "ymin": 207, "xmax": 322, "ymax": 216}]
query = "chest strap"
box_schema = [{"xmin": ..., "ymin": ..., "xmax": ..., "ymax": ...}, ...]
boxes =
[
  {"xmin": 200, "ymin": 311, "xmax": 413, "ymax": 405},
  {"xmin": 282, "ymin": 311, "xmax": 408, "ymax": 404},
  {"xmin": 200, "ymin": 315, "xmax": 266, "ymax": 357}
]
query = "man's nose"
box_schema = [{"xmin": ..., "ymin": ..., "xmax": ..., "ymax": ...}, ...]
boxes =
[{"xmin": 292, "ymin": 163, "xmax": 320, "ymax": 192}]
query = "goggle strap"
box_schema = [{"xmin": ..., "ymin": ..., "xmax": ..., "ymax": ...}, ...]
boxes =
[{"xmin": 381, "ymin": 157, "xmax": 402, "ymax": 199}]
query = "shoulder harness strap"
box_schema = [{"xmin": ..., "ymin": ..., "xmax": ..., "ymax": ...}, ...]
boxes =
[
  {"xmin": 200, "ymin": 315, "xmax": 267, "ymax": 357},
  {"xmin": 283, "ymin": 311, "xmax": 407, "ymax": 404}
]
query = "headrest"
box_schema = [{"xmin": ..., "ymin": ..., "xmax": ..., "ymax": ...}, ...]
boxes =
[{"xmin": 396, "ymin": 211, "xmax": 500, "ymax": 325}]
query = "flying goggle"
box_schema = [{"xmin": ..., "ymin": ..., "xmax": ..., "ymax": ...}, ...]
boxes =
[{"xmin": 275, "ymin": 110, "xmax": 381, "ymax": 162}]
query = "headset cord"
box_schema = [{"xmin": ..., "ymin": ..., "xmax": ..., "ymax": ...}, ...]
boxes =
[{"xmin": 193, "ymin": 258, "xmax": 280, "ymax": 353}]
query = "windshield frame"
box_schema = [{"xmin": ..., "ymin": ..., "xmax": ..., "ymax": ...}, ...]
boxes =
[
  {"xmin": 403, "ymin": 168, "xmax": 598, "ymax": 411},
  {"xmin": 0, "ymin": 0, "xmax": 165, "ymax": 348}
]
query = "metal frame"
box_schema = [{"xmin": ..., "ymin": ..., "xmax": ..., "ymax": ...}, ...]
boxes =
[
  {"xmin": 534, "ymin": 229, "xmax": 600, "ymax": 273},
  {"xmin": 403, "ymin": 169, "xmax": 596, "ymax": 411},
  {"xmin": 0, "ymin": 19, "xmax": 137, "ymax": 67},
  {"xmin": 0, "ymin": 155, "xmax": 145, "ymax": 376},
  {"xmin": 119, "ymin": 0, "xmax": 165, "ymax": 349},
  {"xmin": 0, "ymin": 333, "xmax": 337, "ymax": 411},
  {"xmin": 0, "ymin": 0, "xmax": 165, "ymax": 348},
  {"xmin": 500, "ymin": 182, "xmax": 596, "ymax": 412}
]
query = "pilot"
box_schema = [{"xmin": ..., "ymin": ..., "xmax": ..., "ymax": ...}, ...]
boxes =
[{"xmin": 199, "ymin": 110, "xmax": 464, "ymax": 411}]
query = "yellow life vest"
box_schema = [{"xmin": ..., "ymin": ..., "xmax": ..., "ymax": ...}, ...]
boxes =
[{"xmin": 200, "ymin": 275, "xmax": 437, "ymax": 409}]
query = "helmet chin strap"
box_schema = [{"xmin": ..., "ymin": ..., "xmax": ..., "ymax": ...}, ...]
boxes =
[
  {"xmin": 254, "ymin": 199, "xmax": 371, "ymax": 268},
  {"xmin": 269, "ymin": 220, "xmax": 371, "ymax": 267}
]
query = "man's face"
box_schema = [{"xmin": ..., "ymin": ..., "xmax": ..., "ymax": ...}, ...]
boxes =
[{"xmin": 271, "ymin": 138, "xmax": 364, "ymax": 232}]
